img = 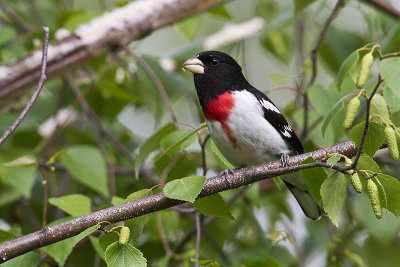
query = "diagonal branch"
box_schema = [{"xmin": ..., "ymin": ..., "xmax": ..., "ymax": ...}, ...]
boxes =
[
  {"xmin": 0, "ymin": 141, "xmax": 357, "ymax": 263},
  {"xmin": 0, "ymin": 27, "xmax": 49, "ymax": 147},
  {"xmin": 0, "ymin": 0, "xmax": 231, "ymax": 104}
]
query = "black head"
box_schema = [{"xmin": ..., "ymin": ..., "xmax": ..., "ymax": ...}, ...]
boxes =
[{"xmin": 183, "ymin": 51, "xmax": 249, "ymax": 108}]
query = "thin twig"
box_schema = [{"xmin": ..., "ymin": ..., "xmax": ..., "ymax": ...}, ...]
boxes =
[
  {"xmin": 37, "ymin": 166, "xmax": 48, "ymax": 227},
  {"xmin": 200, "ymin": 134, "xmax": 211, "ymax": 176},
  {"xmin": 303, "ymin": 0, "xmax": 343, "ymax": 138},
  {"xmin": 121, "ymin": 45, "xmax": 178, "ymax": 123},
  {"xmin": 95, "ymin": 131, "xmax": 116, "ymax": 196},
  {"xmin": 0, "ymin": 26, "xmax": 49, "ymax": 147},
  {"xmin": 156, "ymin": 213, "xmax": 173, "ymax": 257},
  {"xmin": 308, "ymin": 0, "xmax": 343, "ymax": 88},
  {"xmin": 0, "ymin": 2, "xmax": 34, "ymax": 32},
  {"xmin": 64, "ymin": 73, "xmax": 135, "ymax": 164},
  {"xmin": 351, "ymin": 75, "xmax": 383, "ymax": 168},
  {"xmin": 195, "ymin": 211, "xmax": 201, "ymax": 267}
]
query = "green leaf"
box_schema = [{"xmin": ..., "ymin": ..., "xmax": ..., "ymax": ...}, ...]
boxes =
[
  {"xmin": 3, "ymin": 156, "xmax": 37, "ymax": 167},
  {"xmin": 356, "ymin": 156, "xmax": 381, "ymax": 173},
  {"xmin": 193, "ymin": 193, "xmax": 234, "ymax": 220},
  {"xmin": 112, "ymin": 196, "xmax": 125, "ymax": 206},
  {"xmin": 208, "ymin": 5, "xmax": 231, "ymax": 19},
  {"xmin": 299, "ymin": 157, "xmax": 327, "ymax": 204},
  {"xmin": 89, "ymin": 236, "xmax": 105, "ymax": 261},
  {"xmin": 320, "ymin": 172, "xmax": 347, "ymax": 226},
  {"xmin": 105, "ymin": 242, "xmax": 147, "ymax": 267},
  {"xmin": 48, "ymin": 194, "xmax": 91, "ymax": 217},
  {"xmin": 1, "ymin": 251, "xmax": 40, "ymax": 267},
  {"xmin": 336, "ymin": 50, "xmax": 359, "ymax": 91},
  {"xmin": 134, "ymin": 123, "xmax": 176, "ymax": 178},
  {"xmin": 268, "ymin": 73, "xmax": 294, "ymax": 85},
  {"xmin": 155, "ymin": 123, "xmax": 206, "ymax": 164},
  {"xmin": 321, "ymin": 97, "xmax": 346, "ymax": 137},
  {"xmin": 125, "ymin": 189, "xmax": 152, "ymax": 203},
  {"xmin": 163, "ymin": 176, "xmax": 206, "ymax": 203},
  {"xmin": 159, "ymin": 130, "xmax": 198, "ymax": 157},
  {"xmin": 99, "ymin": 232, "xmax": 119, "ymax": 251},
  {"xmin": 60, "ymin": 145, "xmax": 109, "ymax": 196},
  {"xmin": 379, "ymin": 58, "xmax": 400, "ymax": 108},
  {"xmin": 294, "ymin": 0, "xmax": 316, "ymax": 14},
  {"xmin": 326, "ymin": 153, "xmax": 341, "ymax": 166},
  {"xmin": 0, "ymin": 26, "xmax": 16, "ymax": 45},
  {"xmin": 42, "ymin": 224, "xmax": 98, "ymax": 266},
  {"xmin": 0, "ymin": 149, "xmax": 36, "ymax": 198},
  {"xmin": 383, "ymin": 83, "xmax": 400, "ymax": 113},
  {"xmin": 376, "ymin": 174, "xmax": 400, "ymax": 218},
  {"xmin": 176, "ymin": 15, "xmax": 201, "ymax": 40},
  {"xmin": 350, "ymin": 122, "xmax": 385, "ymax": 157},
  {"xmin": 308, "ymin": 83, "xmax": 340, "ymax": 114},
  {"xmin": 208, "ymin": 139, "xmax": 234, "ymax": 169},
  {"xmin": 262, "ymin": 30, "xmax": 292, "ymax": 64},
  {"xmin": 370, "ymin": 94, "xmax": 390, "ymax": 121},
  {"xmin": 0, "ymin": 229, "xmax": 18, "ymax": 243}
]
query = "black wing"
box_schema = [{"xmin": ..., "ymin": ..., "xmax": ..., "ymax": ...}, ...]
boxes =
[{"xmin": 247, "ymin": 87, "xmax": 304, "ymax": 154}]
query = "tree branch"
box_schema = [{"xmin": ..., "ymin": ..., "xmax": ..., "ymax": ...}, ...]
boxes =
[
  {"xmin": 351, "ymin": 75, "xmax": 383, "ymax": 168},
  {"xmin": 363, "ymin": 0, "xmax": 400, "ymax": 19},
  {"xmin": 0, "ymin": 0, "xmax": 230, "ymax": 104},
  {"xmin": 0, "ymin": 27, "xmax": 49, "ymax": 147},
  {"xmin": 0, "ymin": 141, "xmax": 357, "ymax": 263}
]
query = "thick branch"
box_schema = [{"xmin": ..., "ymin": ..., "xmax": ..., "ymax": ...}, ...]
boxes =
[
  {"xmin": 0, "ymin": 141, "xmax": 357, "ymax": 263},
  {"xmin": 0, "ymin": 0, "xmax": 230, "ymax": 104}
]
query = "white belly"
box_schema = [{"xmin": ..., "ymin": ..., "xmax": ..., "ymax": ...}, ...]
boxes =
[{"xmin": 207, "ymin": 90, "xmax": 291, "ymax": 167}]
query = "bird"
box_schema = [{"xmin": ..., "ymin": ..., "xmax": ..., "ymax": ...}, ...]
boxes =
[{"xmin": 183, "ymin": 50, "xmax": 323, "ymax": 220}]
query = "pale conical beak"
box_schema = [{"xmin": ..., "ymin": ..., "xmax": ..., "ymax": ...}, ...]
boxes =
[{"xmin": 182, "ymin": 56, "xmax": 205, "ymax": 74}]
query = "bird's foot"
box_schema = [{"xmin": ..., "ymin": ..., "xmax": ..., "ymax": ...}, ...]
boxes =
[
  {"xmin": 220, "ymin": 168, "xmax": 235, "ymax": 185},
  {"xmin": 280, "ymin": 153, "xmax": 290, "ymax": 167}
]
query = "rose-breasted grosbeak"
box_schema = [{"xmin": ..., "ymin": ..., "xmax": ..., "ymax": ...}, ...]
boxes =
[{"xmin": 183, "ymin": 50, "xmax": 323, "ymax": 219}]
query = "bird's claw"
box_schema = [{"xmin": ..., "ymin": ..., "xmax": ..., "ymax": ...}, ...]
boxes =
[
  {"xmin": 280, "ymin": 153, "xmax": 290, "ymax": 167},
  {"xmin": 220, "ymin": 169, "xmax": 234, "ymax": 184}
]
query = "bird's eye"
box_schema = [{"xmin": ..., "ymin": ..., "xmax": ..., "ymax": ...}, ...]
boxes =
[{"xmin": 210, "ymin": 58, "xmax": 219, "ymax": 66}]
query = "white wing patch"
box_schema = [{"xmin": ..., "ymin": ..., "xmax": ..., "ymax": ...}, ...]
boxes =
[
  {"xmin": 261, "ymin": 99, "xmax": 281, "ymax": 114},
  {"xmin": 281, "ymin": 125, "xmax": 293, "ymax": 138}
]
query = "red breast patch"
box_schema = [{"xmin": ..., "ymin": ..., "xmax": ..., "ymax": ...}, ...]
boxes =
[{"xmin": 203, "ymin": 92, "xmax": 239, "ymax": 149}]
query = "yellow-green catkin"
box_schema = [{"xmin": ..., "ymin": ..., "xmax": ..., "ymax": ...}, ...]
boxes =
[
  {"xmin": 356, "ymin": 51, "xmax": 374, "ymax": 88},
  {"xmin": 384, "ymin": 126, "xmax": 399, "ymax": 161},
  {"xmin": 343, "ymin": 97, "xmax": 360, "ymax": 129},
  {"xmin": 344, "ymin": 158, "xmax": 362, "ymax": 193},
  {"xmin": 349, "ymin": 170, "xmax": 363, "ymax": 194},
  {"xmin": 119, "ymin": 226, "xmax": 130, "ymax": 246},
  {"xmin": 366, "ymin": 179, "xmax": 382, "ymax": 219}
]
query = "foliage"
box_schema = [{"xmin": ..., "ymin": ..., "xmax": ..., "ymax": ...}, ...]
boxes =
[{"xmin": 0, "ymin": 0, "xmax": 400, "ymax": 266}]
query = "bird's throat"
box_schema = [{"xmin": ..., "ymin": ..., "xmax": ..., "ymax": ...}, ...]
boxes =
[{"xmin": 203, "ymin": 92, "xmax": 239, "ymax": 150}]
